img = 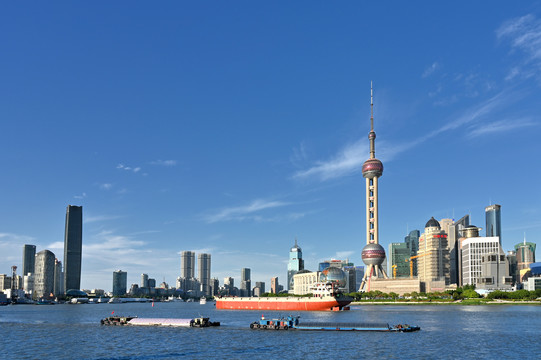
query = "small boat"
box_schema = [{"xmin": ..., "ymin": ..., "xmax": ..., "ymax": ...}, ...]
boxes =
[
  {"xmin": 249, "ymin": 315, "xmax": 420, "ymax": 332},
  {"xmin": 200, "ymin": 297, "xmax": 207, "ymax": 305}
]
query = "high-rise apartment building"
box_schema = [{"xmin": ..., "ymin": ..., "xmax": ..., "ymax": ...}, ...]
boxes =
[
  {"xmin": 22, "ymin": 244, "xmax": 36, "ymax": 277},
  {"xmin": 287, "ymin": 239, "xmax": 304, "ymax": 291},
  {"xmin": 485, "ymin": 204, "xmax": 501, "ymax": 242},
  {"xmin": 270, "ymin": 277, "xmax": 279, "ymax": 294},
  {"xmin": 141, "ymin": 273, "xmax": 149, "ymax": 288},
  {"xmin": 198, "ymin": 253, "xmax": 211, "ymax": 296},
  {"xmin": 210, "ymin": 278, "xmax": 219, "ymax": 296},
  {"xmin": 34, "ymin": 250, "xmax": 55, "ymax": 299},
  {"xmin": 224, "ymin": 276, "xmax": 234, "ymax": 295},
  {"xmin": 0, "ymin": 274, "xmax": 11, "ymax": 291},
  {"xmin": 180, "ymin": 251, "xmax": 195, "ymax": 279},
  {"xmin": 417, "ymin": 217, "xmax": 450, "ymax": 285},
  {"xmin": 112, "ymin": 270, "xmax": 127, "ymax": 296},
  {"xmin": 64, "ymin": 205, "xmax": 83, "ymax": 292}
]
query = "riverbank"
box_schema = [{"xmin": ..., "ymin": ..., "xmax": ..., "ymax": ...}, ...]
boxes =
[{"xmin": 351, "ymin": 299, "xmax": 541, "ymax": 305}]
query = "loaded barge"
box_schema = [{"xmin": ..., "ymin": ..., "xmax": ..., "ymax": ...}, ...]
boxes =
[
  {"xmin": 101, "ymin": 316, "xmax": 220, "ymax": 327},
  {"xmin": 250, "ymin": 315, "xmax": 420, "ymax": 332}
]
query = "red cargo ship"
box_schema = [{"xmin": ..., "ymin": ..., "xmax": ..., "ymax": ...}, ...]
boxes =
[{"xmin": 215, "ymin": 282, "xmax": 352, "ymax": 311}]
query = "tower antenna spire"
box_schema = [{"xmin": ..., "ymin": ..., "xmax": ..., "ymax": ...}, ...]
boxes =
[{"xmin": 370, "ymin": 81, "xmax": 374, "ymax": 131}]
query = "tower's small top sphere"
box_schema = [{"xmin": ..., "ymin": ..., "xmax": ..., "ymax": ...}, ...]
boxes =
[
  {"xmin": 362, "ymin": 158, "xmax": 383, "ymax": 179},
  {"xmin": 368, "ymin": 131, "xmax": 376, "ymax": 140}
]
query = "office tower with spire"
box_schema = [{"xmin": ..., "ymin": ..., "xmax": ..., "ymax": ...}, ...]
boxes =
[
  {"xmin": 515, "ymin": 238, "xmax": 536, "ymax": 274},
  {"xmin": 287, "ymin": 238, "xmax": 304, "ymax": 291},
  {"xmin": 485, "ymin": 204, "xmax": 501, "ymax": 242},
  {"xmin": 64, "ymin": 205, "xmax": 83, "ymax": 292},
  {"xmin": 359, "ymin": 83, "xmax": 388, "ymax": 292}
]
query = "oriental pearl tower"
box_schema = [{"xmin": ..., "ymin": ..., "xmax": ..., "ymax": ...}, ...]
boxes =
[{"xmin": 359, "ymin": 83, "xmax": 388, "ymax": 292}]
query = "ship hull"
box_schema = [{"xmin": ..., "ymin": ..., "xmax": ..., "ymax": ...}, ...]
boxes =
[{"xmin": 216, "ymin": 297, "xmax": 351, "ymax": 311}]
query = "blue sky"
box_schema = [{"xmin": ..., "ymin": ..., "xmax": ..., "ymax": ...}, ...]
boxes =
[{"xmin": 1, "ymin": 2, "xmax": 540, "ymax": 291}]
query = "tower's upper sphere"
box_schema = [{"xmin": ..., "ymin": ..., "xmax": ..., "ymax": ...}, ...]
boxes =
[
  {"xmin": 361, "ymin": 243, "xmax": 386, "ymax": 266},
  {"xmin": 368, "ymin": 131, "xmax": 376, "ymax": 140},
  {"xmin": 362, "ymin": 158, "xmax": 383, "ymax": 178}
]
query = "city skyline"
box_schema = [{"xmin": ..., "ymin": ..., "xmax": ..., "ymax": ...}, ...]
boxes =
[{"xmin": 1, "ymin": 2, "xmax": 541, "ymax": 290}]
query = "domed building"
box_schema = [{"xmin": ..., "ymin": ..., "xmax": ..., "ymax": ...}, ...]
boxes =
[
  {"xmin": 417, "ymin": 217, "xmax": 450, "ymax": 289},
  {"xmin": 319, "ymin": 267, "xmax": 347, "ymax": 288}
]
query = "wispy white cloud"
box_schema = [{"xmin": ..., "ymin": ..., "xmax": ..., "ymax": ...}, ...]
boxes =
[
  {"xmin": 290, "ymin": 142, "xmax": 308, "ymax": 167},
  {"xmin": 99, "ymin": 183, "xmax": 113, "ymax": 190},
  {"xmin": 497, "ymin": 14, "xmax": 541, "ymax": 80},
  {"xmin": 0, "ymin": 233, "xmax": 36, "ymax": 265},
  {"xmin": 467, "ymin": 118, "xmax": 537, "ymax": 138},
  {"xmin": 335, "ymin": 250, "xmax": 355, "ymax": 259},
  {"xmin": 293, "ymin": 90, "xmax": 516, "ymax": 182},
  {"xmin": 84, "ymin": 214, "xmax": 123, "ymax": 224},
  {"xmin": 117, "ymin": 164, "xmax": 142, "ymax": 173},
  {"xmin": 204, "ymin": 199, "xmax": 291, "ymax": 223},
  {"xmin": 422, "ymin": 62, "xmax": 439, "ymax": 78},
  {"xmin": 150, "ymin": 160, "xmax": 177, "ymax": 167},
  {"xmin": 74, "ymin": 192, "xmax": 87, "ymax": 199}
]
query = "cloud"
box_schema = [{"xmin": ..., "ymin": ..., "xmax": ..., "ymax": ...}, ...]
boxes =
[
  {"xmin": 99, "ymin": 183, "xmax": 113, "ymax": 190},
  {"xmin": 84, "ymin": 214, "xmax": 123, "ymax": 224},
  {"xmin": 335, "ymin": 251, "xmax": 355, "ymax": 259},
  {"xmin": 151, "ymin": 160, "xmax": 177, "ymax": 166},
  {"xmin": 290, "ymin": 142, "xmax": 308, "ymax": 167},
  {"xmin": 293, "ymin": 90, "xmax": 516, "ymax": 182},
  {"xmin": 117, "ymin": 164, "xmax": 142, "ymax": 173},
  {"xmin": 74, "ymin": 192, "xmax": 87, "ymax": 199},
  {"xmin": 467, "ymin": 118, "xmax": 537, "ymax": 138},
  {"xmin": 204, "ymin": 199, "xmax": 291, "ymax": 223},
  {"xmin": 497, "ymin": 14, "xmax": 541, "ymax": 79},
  {"xmin": 422, "ymin": 62, "xmax": 439, "ymax": 78}
]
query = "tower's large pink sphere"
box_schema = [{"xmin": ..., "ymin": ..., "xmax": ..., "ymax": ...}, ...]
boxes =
[{"xmin": 362, "ymin": 243, "xmax": 386, "ymax": 266}]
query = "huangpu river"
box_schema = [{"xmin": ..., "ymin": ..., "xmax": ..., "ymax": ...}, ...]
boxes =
[{"xmin": 1, "ymin": 302, "xmax": 539, "ymax": 359}]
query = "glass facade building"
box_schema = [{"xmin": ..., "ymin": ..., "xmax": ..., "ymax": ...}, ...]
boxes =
[
  {"xmin": 485, "ymin": 204, "xmax": 501, "ymax": 242},
  {"xmin": 389, "ymin": 242, "xmax": 411, "ymax": 278},
  {"xmin": 287, "ymin": 239, "xmax": 304, "ymax": 291},
  {"xmin": 64, "ymin": 205, "xmax": 83, "ymax": 292},
  {"xmin": 112, "ymin": 270, "xmax": 127, "ymax": 296},
  {"xmin": 22, "ymin": 244, "xmax": 36, "ymax": 276}
]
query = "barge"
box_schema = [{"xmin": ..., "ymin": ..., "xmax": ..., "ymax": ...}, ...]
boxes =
[
  {"xmin": 250, "ymin": 315, "xmax": 420, "ymax": 332},
  {"xmin": 100, "ymin": 316, "xmax": 220, "ymax": 327},
  {"xmin": 216, "ymin": 282, "xmax": 351, "ymax": 311}
]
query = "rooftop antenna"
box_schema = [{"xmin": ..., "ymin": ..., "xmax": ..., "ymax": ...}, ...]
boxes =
[
  {"xmin": 370, "ymin": 81, "xmax": 374, "ymax": 132},
  {"xmin": 524, "ymin": 232, "xmax": 526, "ymax": 245}
]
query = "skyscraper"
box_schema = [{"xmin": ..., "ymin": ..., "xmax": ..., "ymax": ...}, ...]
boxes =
[
  {"xmin": 515, "ymin": 239, "xmax": 536, "ymax": 273},
  {"xmin": 417, "ymin": 217, "xmax": 450, "ymax": 286},
  {"xmin": 485, "ymin": 204, "xmax": 501, "ymax": 242},
  {"xmin": 180, "ymin": 251, "xmax": 195, "ymax": 279},
  {"xmin": 22, "ymin": 244, "xmax": 36, "ymax": 276},
  {"xmin": 34, "ymin": 250, "xmax": 55, "ymax": 300},
  {"xmin": 271, "ymin": 277, "xmax": 279, "ymax": 294},
  {"xmin": 141, "ymin": 273, "xmax": 149, "ymax": 288},
  {"xmin": 404, "ymin": 230, "xmax": 420, "ymax": 276},
  {"xmin": 360, "ymin": 84, "xmax": 388, "ymax": 291},
  {"xmin": 53, "ymin": 258, "xmax": 64, "ymax": 297},
  {"xmin": 447, "ymin": 215, "xmax": 469, "ymax": 285},
  {"xmin": 112, "ymin": 270, "xmax": 127, "ymax": 296},
  {"xmin": 198, "ymin": 253, "xmax": 211, "ymax": 296},
  {"xmin": 63, "ymin": 205, "xmax": 83, "ymax": 292},
  {"xmin": 287, "ymin": 239, "xmax": 304, "ymax": 291},
  {"xmin": 241, "ymin": 268, "xmax": 251, "ymax": 297},
  {"xmin": 388, "ymin": 243, "xmax": 410, "ymax": 278},
  {"xmin": 461, "ymin": 236, "xmax": 501, "ymax": 286}
]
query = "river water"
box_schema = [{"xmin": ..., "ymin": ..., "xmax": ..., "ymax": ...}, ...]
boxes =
[{"xmin": 0, "ymin": 302, "xmax": 539, "ymax": 359}]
